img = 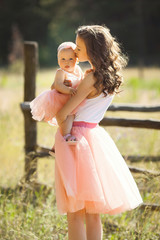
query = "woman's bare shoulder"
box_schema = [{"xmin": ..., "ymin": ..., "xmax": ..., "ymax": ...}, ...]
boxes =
[{"xmin": 80, "ymin": 71, "xmax": 96, "ymax": 88}]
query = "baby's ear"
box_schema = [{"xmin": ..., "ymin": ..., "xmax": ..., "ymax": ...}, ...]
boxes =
[{"xmin": 76, "ymin": 58, "xmax": 79, "ymax": 64}]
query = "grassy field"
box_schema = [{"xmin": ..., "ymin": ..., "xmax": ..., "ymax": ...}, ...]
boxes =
[{"xmin": 0, "ymin": 66, "xmax": 160, "ymax": 239}]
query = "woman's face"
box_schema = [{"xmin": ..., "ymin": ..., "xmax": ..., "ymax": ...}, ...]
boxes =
[{"xmin": 75, "ymin": 35, "xmax": 88, "ymax": 62}]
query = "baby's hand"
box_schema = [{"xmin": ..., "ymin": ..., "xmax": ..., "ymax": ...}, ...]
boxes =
[
  {"xmin": 64, "ymin": 79, "xmax": 72, "ymax": 87},
  {"xmin": 69, "ymin": 88, "xmax": 77, "ymax": 96}
]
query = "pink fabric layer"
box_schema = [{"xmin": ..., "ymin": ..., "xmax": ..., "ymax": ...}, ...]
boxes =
[
  {"xmin": 30, "ymin": 89, "xmax": 69, "ymax": 123},
  {"xmin": 55, "ymin": 124, "xmax": 143, "ymax": 215},
  {"xmin": 73, "ymin": 121, "xmax": 98, "ymax": 128},
  {"xmin": 30, "ymin": 89, "xmax": 85, "ymax": 126}
]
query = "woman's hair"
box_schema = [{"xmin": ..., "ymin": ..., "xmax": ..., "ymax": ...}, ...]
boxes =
[{"xmin": 76, "ymin": 25, "xmax": 128, "ymax": 95}]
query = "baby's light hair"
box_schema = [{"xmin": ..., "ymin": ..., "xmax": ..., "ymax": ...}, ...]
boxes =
[{"xmin": 58, "ymin": 42, "xmax": 76, "ymax": 53}]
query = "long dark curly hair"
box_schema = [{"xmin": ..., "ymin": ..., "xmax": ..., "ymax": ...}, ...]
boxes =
[{"xmin": 76, "ymin": 25, "xmax": 128, "ymax": 95}]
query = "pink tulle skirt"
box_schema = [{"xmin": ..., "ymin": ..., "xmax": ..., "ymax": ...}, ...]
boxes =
[
  {"xmin": 30, "ymin": 89, "xmax": 69, "ymax": 122},
  {"xmin": 30, "ymin": 89, "xmax": 85, "ymax": 126},
  {"xmin": 54, "ymin": 122, "xmax": 143, "ymax": 215}
]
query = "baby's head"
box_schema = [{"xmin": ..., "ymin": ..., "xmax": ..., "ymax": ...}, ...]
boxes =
[{"xmin": 57, "ymin": 42, "xmax": 77, "ymax": 73}]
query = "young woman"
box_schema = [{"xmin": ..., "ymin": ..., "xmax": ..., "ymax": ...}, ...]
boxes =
[{"xmin": 55, "ymin": 25, "xmax": 143, "ymax": 240}]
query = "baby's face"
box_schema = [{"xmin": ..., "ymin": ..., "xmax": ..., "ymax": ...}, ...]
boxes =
[{"xmin": 58, "ymin": 48, "xmax": 77, "ymax": 73}]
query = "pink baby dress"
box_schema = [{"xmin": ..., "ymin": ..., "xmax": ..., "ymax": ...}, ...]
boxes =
[{"xmin": 30, "ymin": 65, "xmax": 83, "ymax": 125}]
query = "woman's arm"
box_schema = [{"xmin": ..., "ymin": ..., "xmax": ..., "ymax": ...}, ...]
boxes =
[
  {"xmin": 56, "ymin": 73, "xmax": 95, "ymax": 126},
  {"xmin": 51, "ymin": 69, "xmax": 75, "ymax": 94}
]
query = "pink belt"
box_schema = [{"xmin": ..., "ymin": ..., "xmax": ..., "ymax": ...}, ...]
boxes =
[{"xmin": 73, "ymin": 121, "xmax": 98, "ymax": 128}]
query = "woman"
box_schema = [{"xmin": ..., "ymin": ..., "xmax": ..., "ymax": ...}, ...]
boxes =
[{"xmin": 55, "ymin": 25, "xmax": 143, "ymax": 240}]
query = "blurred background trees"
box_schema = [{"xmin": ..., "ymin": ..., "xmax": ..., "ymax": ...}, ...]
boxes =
[{"xmin": 0, "ymin": 0, "xmax": 160, "ymax": 67}]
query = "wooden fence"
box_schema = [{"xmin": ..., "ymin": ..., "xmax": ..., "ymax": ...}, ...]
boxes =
[{"xmin": 20, "ymin": 42, "xmax": 160, "ymax": 210}]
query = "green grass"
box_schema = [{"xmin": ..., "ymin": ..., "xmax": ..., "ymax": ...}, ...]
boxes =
[
  {"xmin": 0, "ymin": 188, "xmax": 68, "ymax": 240},
  {"xmin": 127, "ymin": 77, "xmax": 160, "ymax": 90},
  {"xmin": 0, "ymin": 67, "xmax": 160, "ymax": 239}
]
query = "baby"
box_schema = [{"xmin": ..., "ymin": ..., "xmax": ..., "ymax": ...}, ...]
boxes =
[{"xmin": 30, "ymin": 42, "xmax": 84, "ymax": 155}]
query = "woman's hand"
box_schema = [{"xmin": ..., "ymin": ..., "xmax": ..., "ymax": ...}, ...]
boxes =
[{"xmin": 69, "ymin": 88, "xmax": 77, "ymax": 96}]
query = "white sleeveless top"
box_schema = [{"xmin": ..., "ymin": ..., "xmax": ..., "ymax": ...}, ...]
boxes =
[{"xmin": 74, "ymin": 92, "xmax": 114, "ymax": 123}]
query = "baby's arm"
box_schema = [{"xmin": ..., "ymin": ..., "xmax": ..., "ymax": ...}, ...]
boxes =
[{"xmin": 52, "ymin": 69, "xmax": 76, "ymax": 95}]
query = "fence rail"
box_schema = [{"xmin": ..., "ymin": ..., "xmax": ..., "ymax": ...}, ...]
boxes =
[
  {"xmin": 26, "ymin": 149, "xmax": 160, "ymax": 177},
  {"xmin": 100, "ymin": 117, "xmax": 160, "ymax": 129},
  {"xmin": 26, "ymin": 144, "xmax": 160, "ymax": 163},
  {"xmin": 21, "ymin": 102, "xmax": 160, "ymax": 130},
  {"xmin": 21, "ymin": 101, "xmax": 160, "ymax": 113},
  {"xmin": 108, "ymin": 104, "xmax": 160, "ymax": 112}
]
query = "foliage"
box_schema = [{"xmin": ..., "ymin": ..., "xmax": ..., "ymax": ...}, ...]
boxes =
[
  {"xmin": 0, "ymin": 0, "xmax": 160, "ymax": 66},
  {"xmin": 0, "ymin": 188, "xmax": 68, "ymax": 240}
]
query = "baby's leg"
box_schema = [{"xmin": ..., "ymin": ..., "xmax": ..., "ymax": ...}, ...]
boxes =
[
  {"xmin": 49, "ymin": 115, "xmax": 75, "ymax": 157},
  {"xmin": 51, "ymin": 115, "xmax": 73, "ymax": 151},
  {"xmin": 61, "ymin": 115, "xmax": 77, "ymax": 144},
  {"xmin": 61, "ymin": 115, "xmax": 75, "ymax": 137}
]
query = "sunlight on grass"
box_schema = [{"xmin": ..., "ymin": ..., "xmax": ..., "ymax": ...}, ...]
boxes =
[
  {"xmin": 0, "ymin": 66, "xmax": 160, "ymax": 186},
  {"xmin": 0, "ymin": 67, "xmax": 160, "ymax": 239}
]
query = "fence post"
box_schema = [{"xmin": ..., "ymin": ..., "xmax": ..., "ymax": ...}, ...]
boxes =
[{"xmin": 22, "ymin": 41, "xmax": 38, "ymax": 182}]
